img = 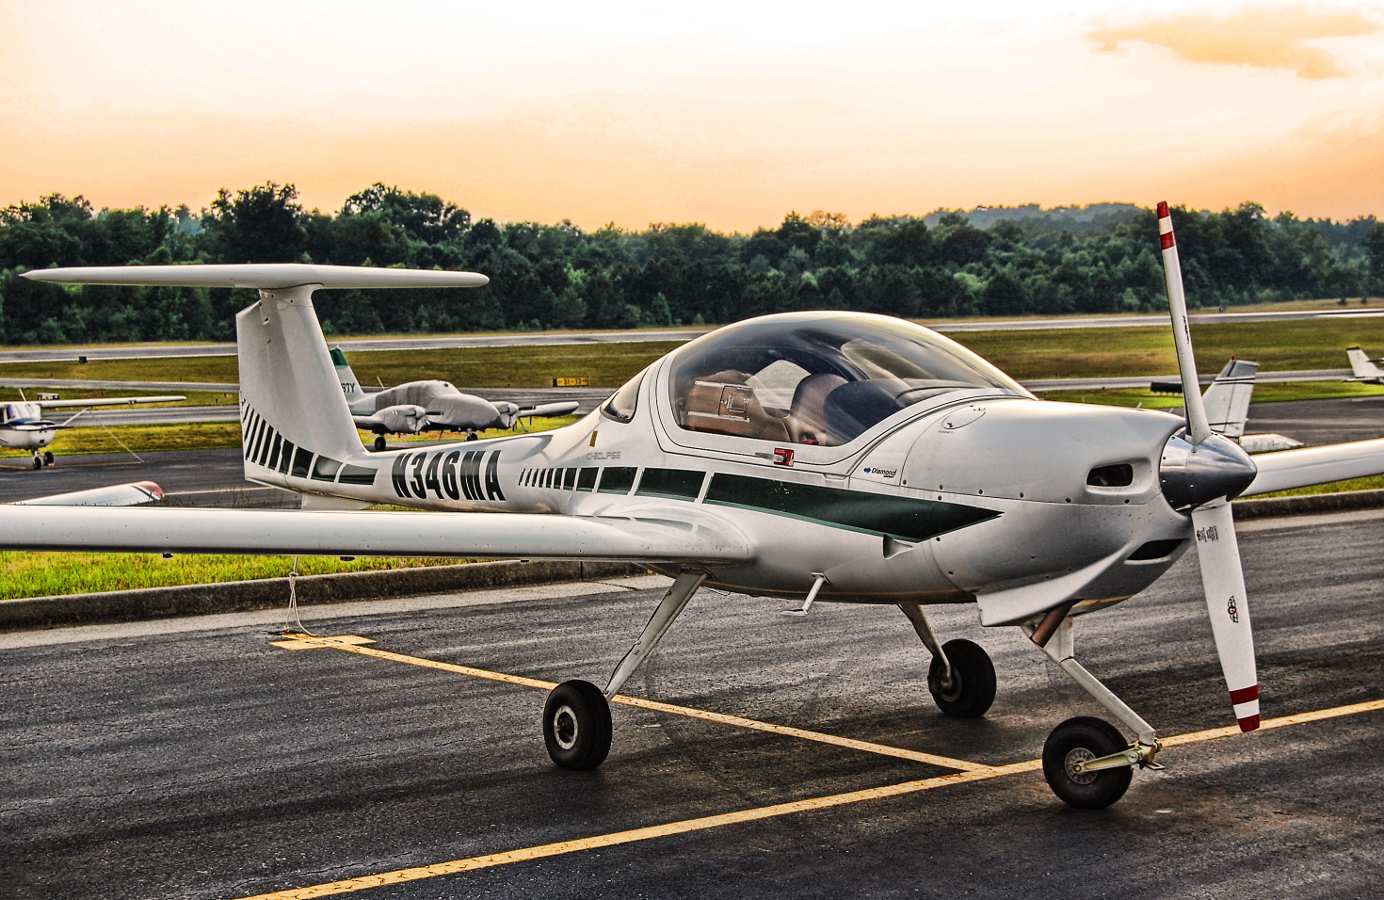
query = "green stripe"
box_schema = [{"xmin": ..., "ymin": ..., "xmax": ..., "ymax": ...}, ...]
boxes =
[{"xmin": 704, "ymin": 473, "xmax": 998, "ymax": 542}]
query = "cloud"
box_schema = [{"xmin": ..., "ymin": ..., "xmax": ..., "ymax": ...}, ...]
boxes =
[{"xmin": 1091, "ymin": 5, "xmax": 1379, "ymax": 79}]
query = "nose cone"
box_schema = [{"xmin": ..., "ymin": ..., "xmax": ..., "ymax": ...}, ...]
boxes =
[{"xmin": 1160, "ymin": 432, "xmax": 1258, "ymax": 510}]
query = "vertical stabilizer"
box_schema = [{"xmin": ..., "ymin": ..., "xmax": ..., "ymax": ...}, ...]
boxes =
[
  {"xmin": 237, "ymin": 288, "xmax": 370, "ymax": 483},
  {"xmin": 1202, "ymin": 358, "xmax": 1258, "ymax": 440},
  {"xmin": 331, "ymin": 346, "xmax": 367, "ymax": 403},
  {"xmin": 1346, "ymin": 347, "xmax": 1382, "ymax": 381}
]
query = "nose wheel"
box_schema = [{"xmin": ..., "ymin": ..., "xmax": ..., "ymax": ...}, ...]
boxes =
[
  {"xmin": 927, "ymin": 638, "xmax": 996, "ymax": 718},
  {"xmin": 1042, "ymin": 716, "xmax": 1133, "ymax": 809},
  {"xmin": 543, "ymin": 679, "xmax": 611, "ymax": 770}
]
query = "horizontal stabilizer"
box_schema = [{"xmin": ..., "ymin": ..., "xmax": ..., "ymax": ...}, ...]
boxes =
[{"xmin": 23, "ymin": 264, "xmax": 488, "ymax": 291}]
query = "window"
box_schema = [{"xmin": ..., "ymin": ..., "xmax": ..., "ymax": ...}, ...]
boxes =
[
  {"xmin": 602, "ymin": 367, "xmax": 648, "ymax": 423},
  {"xmin": 669, "ymin": 313, "xmax": 1027, "ymax": 446}
]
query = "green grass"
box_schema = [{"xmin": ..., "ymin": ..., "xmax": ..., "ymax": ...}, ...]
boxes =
[
  {"xmin": 0, "ymin": 552, "xmax": 465, "ymax": 600},
  {"xmin": 0, "ymin": 422, "xmax": 243, "ymax": 458}
]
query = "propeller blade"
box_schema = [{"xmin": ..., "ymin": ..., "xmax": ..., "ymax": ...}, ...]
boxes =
[
  {"xmin": 1190, "ymin": 500, "xmax": 1260, "ymax": 732},
  {"xmin": 1157, "ymin": 201, "xmax": 1212, "ymax": 443}
]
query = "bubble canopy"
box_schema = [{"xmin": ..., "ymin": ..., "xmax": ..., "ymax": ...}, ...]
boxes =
[{"xmin": 666, "ymin": 312, "xmax": 1029, "ymax": 447}]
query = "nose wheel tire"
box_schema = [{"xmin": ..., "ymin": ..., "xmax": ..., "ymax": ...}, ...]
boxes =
[
  {"xmin": 927, "ymin": 638, "xmax": 996, "ymax": 718},
  {"xmin": 43, "ymin": 451, "xmax": 54, "ymax": 466},
  {"xmin": 543, "ymin": 679, "xmax": 612, "ymax": 770},
  {"xmin": 31, "ymin": 456, "xmax": 42, "ymax": 470},
  {"xmin": 1042, "ymin": 716, "xmax": 1133, "ymax": 809}
]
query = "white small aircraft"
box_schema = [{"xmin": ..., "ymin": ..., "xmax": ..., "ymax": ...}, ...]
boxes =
[
  {"xmin": 1199, "ymin": 359, "xmax": 1302, "ymax": 453},
  {"xmin": 6, "ymin": 204, "xmax": 1383, "ymax": 809},
  {"xmin": 1346, "ymin": 346, "xmax": 1384, "ymax": 384},
  {"xmin": 0, "ymin": 393, "xmax": 185, "ymax": 469},
  {"xmin": 334, "ymin": 347, "xmax": 579, "ymax": 450}
]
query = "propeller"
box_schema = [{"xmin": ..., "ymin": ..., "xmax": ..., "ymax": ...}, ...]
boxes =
[{"xmin": 1156, "ymin": 201, "xmax": 1261, "ymax": 733}]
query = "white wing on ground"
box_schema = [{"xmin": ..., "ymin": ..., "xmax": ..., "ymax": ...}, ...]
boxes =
[
  {"xmin": 1241, "ymin": 438, "xmax": 1384, "ymax": 496},
  {"xmin": 0, "ymin": 506, "xmax": 754, "ymax": 564}
]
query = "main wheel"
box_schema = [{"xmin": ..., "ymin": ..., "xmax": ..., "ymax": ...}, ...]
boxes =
[
  {"xmin": 373, "ymin": 435, "xmax": 387, "ymax": 452},
  {"xmin": 1042, "ymin": 716, "xmax": 1132, "ymax": 809},
  {"xmin": 31, "ymin": 456, "xmax": 42, "ymax": 470},
  {"xmin": 43, "ymin": 451, "xmax": 54, "ymax": 466},
  {"xmin": 543, "ymin": 679, "xmax": 612, "ymax": 770},
  {"xmin": 927, "ymin": 638, "xmax": 996, "ymax": 718}
]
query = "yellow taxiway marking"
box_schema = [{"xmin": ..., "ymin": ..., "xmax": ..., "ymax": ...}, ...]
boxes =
[
  {"xmin": 270, "ymin": 635, "xmax": 375, "ymax": 651},
  {"xmin": 273, "ymin": 633, "xmax": 988, "ymax": 772},
  {"xmin": 237, "ymin": 696, "xmax": 1384, "ymax": 900}
]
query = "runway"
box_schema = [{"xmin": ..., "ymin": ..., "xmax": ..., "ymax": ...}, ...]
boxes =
[
  {"xmin": 1, "ymin": 306, "xmax": 1377, "ymax": 363},
  {"xmin": 2, "ymin": 509, "xmax": 1382, "ymax": 898}
]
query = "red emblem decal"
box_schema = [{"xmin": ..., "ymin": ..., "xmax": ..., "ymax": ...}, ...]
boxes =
[{"xmin": 773, "ymin": 447, "xmax": 795, "ymax": 467}]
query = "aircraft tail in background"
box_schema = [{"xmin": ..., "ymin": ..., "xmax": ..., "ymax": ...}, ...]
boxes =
[
  {"xmin": 1346, "ymin": 347, "xmax": 1384, "ymax": 382},
  {"xmin": 331, "ymin": 346, "xmax": 367, "ymax": 403},
  {"xmin": 1202, "ymin": 358, "xmax": 1258, "ymax": 440}
]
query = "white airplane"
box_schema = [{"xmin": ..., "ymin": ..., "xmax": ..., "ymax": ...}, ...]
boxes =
[
  {"xmin": 6, "ymin": 206, "xmax": 1383, "ymax": 810},
  {"xmin": 334, "ymin": 347, "xmax": 579, "ymax": 450},
  {"xmin": 11, "ymin": 480, "xmax": 164, "ymax": 506},
  {"xmin": 1199, "ymin": 358, "xmax": 1302, "ymax": 453},
  {"xmin": 1, "ymin": 393, "xmax": 185, "ymax": 469},
  {"xmin": 1346, "ymin": 346, "xmax": 1384, "ymax": 384}
]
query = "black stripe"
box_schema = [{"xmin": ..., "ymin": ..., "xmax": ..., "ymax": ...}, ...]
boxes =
[
  {"xmin": 267, "ymin": 433, "xmax": 283, "ymax": 470},
  {"xmin": 576, "ymin": 467, "xmax": 598, "ymax": 492},
  {"xmin": 704, "ymin": 474, "xmax": 999, "ymax": 542}
]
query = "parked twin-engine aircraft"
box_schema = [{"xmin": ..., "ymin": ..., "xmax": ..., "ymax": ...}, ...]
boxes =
[
  {"xmin": 333, "ymin": 347, "xmax": 579, "ymax": 450},
  {"xmin": 1347, "ymin": 346, "xmax": 1384, "ymax": 384},
  {"xmin": 0, "ymin": 393, "xmax": 185, "ymax": 468},
  {"xmin": 7, "ymin": 206, "xmax": 1384, "ymax": 809}
]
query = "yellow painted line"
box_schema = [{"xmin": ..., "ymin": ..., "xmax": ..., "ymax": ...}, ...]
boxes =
[
  {"xmin": 270, "ymin": 635, "xmax": 375, "ymax": 651},
  {"xmin": 238, "ymin": 695, "xmax": 1384, "ymax": 900},
  {"xmin": 274, "ymin": 633, "xmax": 989, "ymax": 772}
]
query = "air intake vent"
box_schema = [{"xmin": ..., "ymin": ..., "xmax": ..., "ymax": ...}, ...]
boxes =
[
  {"xmin": 1087, "ymin": 463, "xmax": 1134, "ymax": 487},
  {"xmin": 1129, "ymin": 539, "xmax": 1184, "ymax": 561}
]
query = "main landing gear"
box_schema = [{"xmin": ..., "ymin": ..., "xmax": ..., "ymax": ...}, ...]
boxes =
[
  {"xmin": 373, "ymin": 435, "xmax": 387, "ymax": 452},
  {"xmin": 542, "ymin": 572, "xmax": 706, "ymax": 770},
  {"xmin": 898, "ymin": 602, "xmax": 996, "ymax": 717},
  {"xmin": 1025, "ymin": 605, "xmax": 1162, "ymax": 809},
  {"xmin": 32, "ymin": 450, "xmax": 54, "ymax": 470}
]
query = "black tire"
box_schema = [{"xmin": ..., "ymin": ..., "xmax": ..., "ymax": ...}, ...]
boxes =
[
  {"xmin": 31, "ymin": 456, "xmax": 42, "ymax": 470},
  {"xmin": 373, "ymin": 435, "xmax": 386, "ymax": 452},
  {"xmin": 1042, "ymin": 716, "xmax": 1132, "ymax": 810},
  {"xmin": 543, "ymin": 679, "xmax": 612, "ymax": 770},
  {"xmin": 927, "ymin": 638, "xmax": 996, "ymax": 718},
  {"xmin": 43, "ymin": 451, "xmax": 54, "ymax": 466}
]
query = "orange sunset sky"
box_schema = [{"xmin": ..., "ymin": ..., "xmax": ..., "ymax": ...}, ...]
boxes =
[{"xmin": 2, "ymin": 0, "xmax": 1382, "ymax": 230}]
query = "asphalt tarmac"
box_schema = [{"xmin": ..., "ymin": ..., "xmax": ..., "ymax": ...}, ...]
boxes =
[
  {"xmin": 2, "ymin": 306, "xmax": 1379, "ymax": 362},
  {"xmin": 2, "ymin": 509, "xmax": 1382, "ymax": 898}
]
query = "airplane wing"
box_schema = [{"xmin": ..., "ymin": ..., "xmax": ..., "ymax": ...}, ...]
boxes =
[
  {"xmin": 11, "ymin": 481, "xmax": 164, "ymax": 507},
  {"xmin": 38, "ymin": 395, "xmax": 186, "ymax": 409},
  {"xmin": 520, "ymin": 401, "xmax": 581, "ymax": 418},
  {"xmin": 0, "ymin": 506, "xmax": 755, "ymax": 564},
  {"xmin": 1240, "ymin": 438, "xmax": 1384, "ymax": 496}
]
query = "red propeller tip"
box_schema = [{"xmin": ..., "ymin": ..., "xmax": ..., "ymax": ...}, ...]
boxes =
[{"xmin": 1156, "ymin": 200, "xmax": 1170, "ymax": 218}]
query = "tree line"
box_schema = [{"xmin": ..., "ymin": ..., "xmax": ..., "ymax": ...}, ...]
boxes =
[{"xmin": 1, "ymin": 183, "xmax": 1381, "ymax": 343}]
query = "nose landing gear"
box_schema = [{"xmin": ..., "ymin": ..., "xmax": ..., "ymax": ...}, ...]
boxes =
[{"xmin": 31, "ymin": 450, "xmax": 55, "ymax": 469}]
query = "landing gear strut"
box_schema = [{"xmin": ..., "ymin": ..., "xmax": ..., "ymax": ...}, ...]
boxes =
[
  {"xmin": 1026, "ymin": 607, "xmax": 1162, "ymax": 809},
  {"xmin": 899, "ymin": 602, "xmax": 996, "ymax": 718},
  {"xmin": 543, "ymin": 572, "xmax": 706, "ymax": 770}
]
